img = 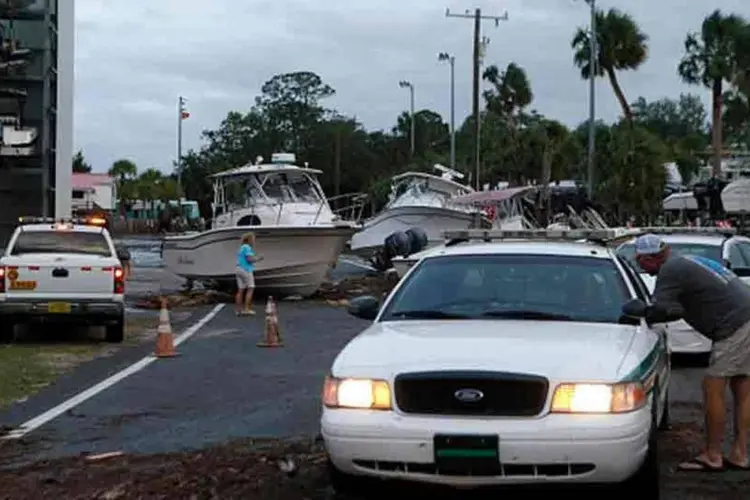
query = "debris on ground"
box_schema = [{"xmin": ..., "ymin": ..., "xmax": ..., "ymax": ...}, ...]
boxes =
[
  {"xmin": 133, "ymin": 290, "xmax": 234, "ymax": 309},
  {"xmin": 133, "ymin": 271, "xmax": 399, "ymax": 309},
  {"xmin": 0, "ymin": 424, "xmax": 747, "ymax": 499},
  {"xmin": 314, "ymin": 271, "xmax": 399, "ymax": 301}
]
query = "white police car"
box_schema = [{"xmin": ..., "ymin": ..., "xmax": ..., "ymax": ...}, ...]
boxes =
[
  {"xmin": 615, "ymin": 227, "xmax": 750, "ymax": 358},
  {"xmin": 321, "ymin": 229, "xmax": 670, "ymax": 496}
]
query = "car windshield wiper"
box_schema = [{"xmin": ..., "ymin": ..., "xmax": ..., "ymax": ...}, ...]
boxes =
[
  {"xmin": 388, "ymin": 310, "xmax": 471, "ymax": 319},
  {"xmin": 481, "ymin": 310, "xmax": 575, "ymax": 321}
]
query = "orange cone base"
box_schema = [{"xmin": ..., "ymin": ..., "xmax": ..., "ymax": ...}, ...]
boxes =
[
  {"xmin": 155, "ymin": 334, "xmax": 178, "ymax": 358},
  {"xmin": 256, "ymin": 341, "xmax": 284, "ymax": 348}
]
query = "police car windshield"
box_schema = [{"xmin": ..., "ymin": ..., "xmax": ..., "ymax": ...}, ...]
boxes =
[
  {"xmin": 617, "ymin": 242, "xmax": 722, "ymax": 273},
  {"xmin": 380, "ymin": 254, "xmax": 630, "ymax": 324},
  {"xmin": 11, "ymin": 231, "xmax": 111, "ymax": 257}
]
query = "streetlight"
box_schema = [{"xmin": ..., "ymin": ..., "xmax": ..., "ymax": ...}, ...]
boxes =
[
  {"xmin": 583, "ymin": 0, "xmax": 597, "ymax": 199},
  {"xmin": 399, "ymin": 80, "xmax": 415, "ymax": 158},
  {"xmin": 438, "ymin": 52, "xmax": 456, "ymax": 170}
]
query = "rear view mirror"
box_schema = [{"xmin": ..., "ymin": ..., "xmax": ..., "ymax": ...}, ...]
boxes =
[
  {"xmin": 347, "ymin": 295, "xmax": 380, "ymax": 321},
  {"xmin": 621, "ymin": 298, "xmax": 647, "ymax": 318},
  {"xmin": 116, "ymin": 245, "xmax": 131, "ymax": 263}
]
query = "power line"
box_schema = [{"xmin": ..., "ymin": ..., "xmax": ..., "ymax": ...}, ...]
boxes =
[{"xmin": 446, "ymin": 7, "xmax": 509, "ymax": 190}]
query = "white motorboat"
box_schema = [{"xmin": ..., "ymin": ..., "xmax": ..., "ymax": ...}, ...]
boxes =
[
  {"xmin": 348, "ymin": 164, "xmax": 481, "ymax": 256},
  {"xmin": 390, "ymin": 186, "xmax": 536, "ymax": 276},
  {"xmin": 161, "ymin": 153, "xmax": 359, "ymax": 298}
]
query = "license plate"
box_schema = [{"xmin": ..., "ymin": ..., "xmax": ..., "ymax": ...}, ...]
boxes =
[
  {"xmin": 434, "ymin": 434, "xmax": 499, "ymax": 474},
  {"xmin": 48, "ymin": 302, "xmax": 71, "ymax": 313}
]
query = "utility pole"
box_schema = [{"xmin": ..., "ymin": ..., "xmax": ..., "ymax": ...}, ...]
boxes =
[
  {"xmin": 177, "ymin": 96, "xmax": 189, "ymax": 197},
  {"xmin": 446, "ymin": 7, "xmax": 508, "ymax": 190},
  {"xmin": 398, "ymin": 80, "xmax": 415, "ymax": 158},
  {"xmin": 438, "ymin": 52, "xmax": 456, "ymax": 170},
  {"xmin": 585, "ymin": 0, "xmax": 597, "ymax": 199}
]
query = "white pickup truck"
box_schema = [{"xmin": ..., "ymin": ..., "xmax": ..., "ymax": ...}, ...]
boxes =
[{"xmin": 0, "ymin": 218, "xmax": 127, "ymax": 343}]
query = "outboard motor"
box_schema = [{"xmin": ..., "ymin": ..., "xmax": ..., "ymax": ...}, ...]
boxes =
[
  {"xmin": 383, "ymin": 230, "xmax": 411, "ymax": 259},
  {"xmin": 369, "ymin": 230, "xmax": 412, "ymax": 272},
  {"xmin": 404, "ymin": 227, "xmax": 428, "ymax": 255}
]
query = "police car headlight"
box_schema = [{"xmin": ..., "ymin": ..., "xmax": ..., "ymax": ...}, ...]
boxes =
[
  {"xmin": 322, "ymin": 376, "xmax": 392, "ymax": 410},
  {"xmin": 550, "ymin": 382, "xmax": 647, "ymax": 413}
]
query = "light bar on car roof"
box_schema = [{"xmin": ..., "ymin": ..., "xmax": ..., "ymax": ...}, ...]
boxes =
[
  {"xmin": 633, "ymin": 226, "xmax": 737, "ymax": 236},
  {"xmin": 443, "ymin": 228, "xmax": 621, "ymax": 242},
  {"xmin": 17, "ymin": 216, "xmax": 105, "ymax": 226}
]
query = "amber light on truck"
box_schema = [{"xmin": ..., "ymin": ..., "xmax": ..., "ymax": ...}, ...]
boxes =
[{"xmin": 114, "ymin": 267, "xmax": 125, "ymax": 294}]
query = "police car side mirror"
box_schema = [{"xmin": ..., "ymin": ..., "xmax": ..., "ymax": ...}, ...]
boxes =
[
  {"xmin": 347, "ymin": 295, "xmax": 380, "ymax": 321},
  {"xmin": 622, "ymin": 298, "xmax": 647, "ymax": 318}
]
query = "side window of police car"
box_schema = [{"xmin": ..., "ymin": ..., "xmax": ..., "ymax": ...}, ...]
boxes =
[
  {"xmin": 734, "ymin": 241, "xmax": 750, "ymax": 267},
  {"xmin": 726, "ymin": 242, "xmax": 750, "ymax": 268},
  {"xmin": 616, "ymin": 256, "xmax": 650, "ymax": 303}
]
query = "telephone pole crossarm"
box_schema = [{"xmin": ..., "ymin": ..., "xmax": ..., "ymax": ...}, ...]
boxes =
[{"xmin": 445, "ymin": 7, "xmax": 509, "ymax": 190}]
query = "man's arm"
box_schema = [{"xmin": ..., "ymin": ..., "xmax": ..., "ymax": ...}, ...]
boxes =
[{"xmin": 647, "ymin": 261, "xmax": 685, "ymax": 323}]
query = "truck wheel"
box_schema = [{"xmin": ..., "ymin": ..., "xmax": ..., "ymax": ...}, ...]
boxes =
[
  {"xmin": 105, "ymin": 317, "xmax": 125, "ymax": 343},
  {"xmin": 0, "ymin": 321, "xmax": 15, "ymax": 344}
]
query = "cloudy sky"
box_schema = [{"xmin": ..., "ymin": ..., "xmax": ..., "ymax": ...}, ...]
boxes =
[{"xmin": 75, "ymin": 0, "xmax": 750, "ymax": 173}]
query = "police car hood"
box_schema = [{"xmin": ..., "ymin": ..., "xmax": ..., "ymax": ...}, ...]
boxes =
[{"xmin": 331, "ymin": 320, "xmax": 638, "ymax": 381}]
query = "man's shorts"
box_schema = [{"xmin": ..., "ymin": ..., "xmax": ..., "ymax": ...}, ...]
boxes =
[
  {"xmin": 235, "ymin": 267, "xmax": 255, "ymax": 290},
  {"xmin": 707, "ymin": 320, "xmax": 750, "ymax": 377}
]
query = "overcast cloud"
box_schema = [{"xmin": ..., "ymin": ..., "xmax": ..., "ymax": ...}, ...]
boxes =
[{"xmin": 75, "ymin": 0, "xmax": 750, "ymax": 173}]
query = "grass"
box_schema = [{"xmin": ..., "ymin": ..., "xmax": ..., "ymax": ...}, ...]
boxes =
[{"xmin": 0, "ymin": 315, "xmax": 160, "ymax": 408}]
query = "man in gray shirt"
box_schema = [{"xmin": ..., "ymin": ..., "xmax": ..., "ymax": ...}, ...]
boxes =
[{"xmin": 634, "ymin": 233, "xmax": 750, "ymax": 472}]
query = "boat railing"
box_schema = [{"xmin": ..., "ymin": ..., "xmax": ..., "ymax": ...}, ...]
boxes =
[{"xmin": 326, "ymin": 192, "xmax": 370, "ymax": 223}]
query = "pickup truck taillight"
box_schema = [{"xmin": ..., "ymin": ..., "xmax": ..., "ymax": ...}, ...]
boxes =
[
  {"xmin": 0, "ymin": 266, "xmax": 5, "ymax": 293},
  {"xmin": 114, "ymin": 267, "xmax": 125, "ymax": 294}
]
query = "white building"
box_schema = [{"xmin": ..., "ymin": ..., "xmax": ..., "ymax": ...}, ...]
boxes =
[{"xmin": 72, "ymin": 173, "xmax": 115, "ymax": 212}]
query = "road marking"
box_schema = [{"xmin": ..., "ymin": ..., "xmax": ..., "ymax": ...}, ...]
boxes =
[{"xmin": 1, "ymin": 304, "xmax": 225, "ymax": 440}]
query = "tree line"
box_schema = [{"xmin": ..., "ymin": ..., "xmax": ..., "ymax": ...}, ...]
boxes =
[
  {"xmin": 75, "ymin": 8, "xmax": 750, "ymax": 223},
  {"xmin": 73, "ymin": 152, "xmax": 180, "ymax": 214}
]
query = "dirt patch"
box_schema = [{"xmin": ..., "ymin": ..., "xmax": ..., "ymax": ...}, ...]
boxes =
[{"xmin": 0, "ymin": 424, "xmax": 747, "ymax": 499}]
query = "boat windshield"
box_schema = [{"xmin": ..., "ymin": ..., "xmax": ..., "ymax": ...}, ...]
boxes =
[
  {"xmin": 260, "ymin": 172, "xmax": 323, "ymax": 203},
  {"xmin": 389, "ymin": 177, "xmax": 465, "ymax": 209}
]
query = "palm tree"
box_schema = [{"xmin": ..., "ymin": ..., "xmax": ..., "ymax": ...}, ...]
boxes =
[
  {"xmin": 482, "ymin": 62, "xmax": 533, "ymax": 117},
  {"xmin": 108, "ymin": 159, "xmax": 138, "ymax": 215},
  {"xmin": 137, "ymin": 168, "xmax": 163, "ymax": 218},
  {"xmin": 571, "ymin": 8, "xmax": 649, "ymax": 123},
  {"xmin": 678, "ymin": 10, "xmax": 748, "ymax": 177}
]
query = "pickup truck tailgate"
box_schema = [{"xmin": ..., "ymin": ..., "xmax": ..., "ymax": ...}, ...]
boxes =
[{"xmin": 2, "ymin": 254, "xmax": 118, "ymax": 295}]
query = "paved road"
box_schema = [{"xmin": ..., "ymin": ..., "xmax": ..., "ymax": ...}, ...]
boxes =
[
  {"xmin": 0, "ymin": 299, "xmax": 716, "ymax": 469},
  {"xmin": 0, "ymin": 302, "xmax": 368, "ymax": 465}
]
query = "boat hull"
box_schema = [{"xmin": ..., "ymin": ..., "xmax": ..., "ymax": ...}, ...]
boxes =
[
  {"xmin": 722, "ymin": 179, "xmax": 750, "ymax": 213},
  {"xmin": 161, "ymin": 224, "xmax": 358, "ymax": 298},
  {"xmin": 348, "ymin": 205, "xmax": 478, "ymax": 256}
]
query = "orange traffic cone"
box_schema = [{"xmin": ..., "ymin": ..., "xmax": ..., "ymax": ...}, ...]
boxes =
[
  {"xmin": 155, "ymin": 297, "xmax": 177, "ymax": 358},
  {"xmin": 257, "ymin": 296, "xmax": 283, "ymax": 348}
]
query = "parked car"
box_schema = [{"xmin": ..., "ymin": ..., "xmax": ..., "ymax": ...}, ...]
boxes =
[{"xmin": 321, "ymin": 228, "xmax": 670, "ymax": 496}]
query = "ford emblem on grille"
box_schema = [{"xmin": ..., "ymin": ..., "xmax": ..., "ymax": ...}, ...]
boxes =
[{"xmin": 454, "ymin": 388, "xmax": 484, "ymax": 402}]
